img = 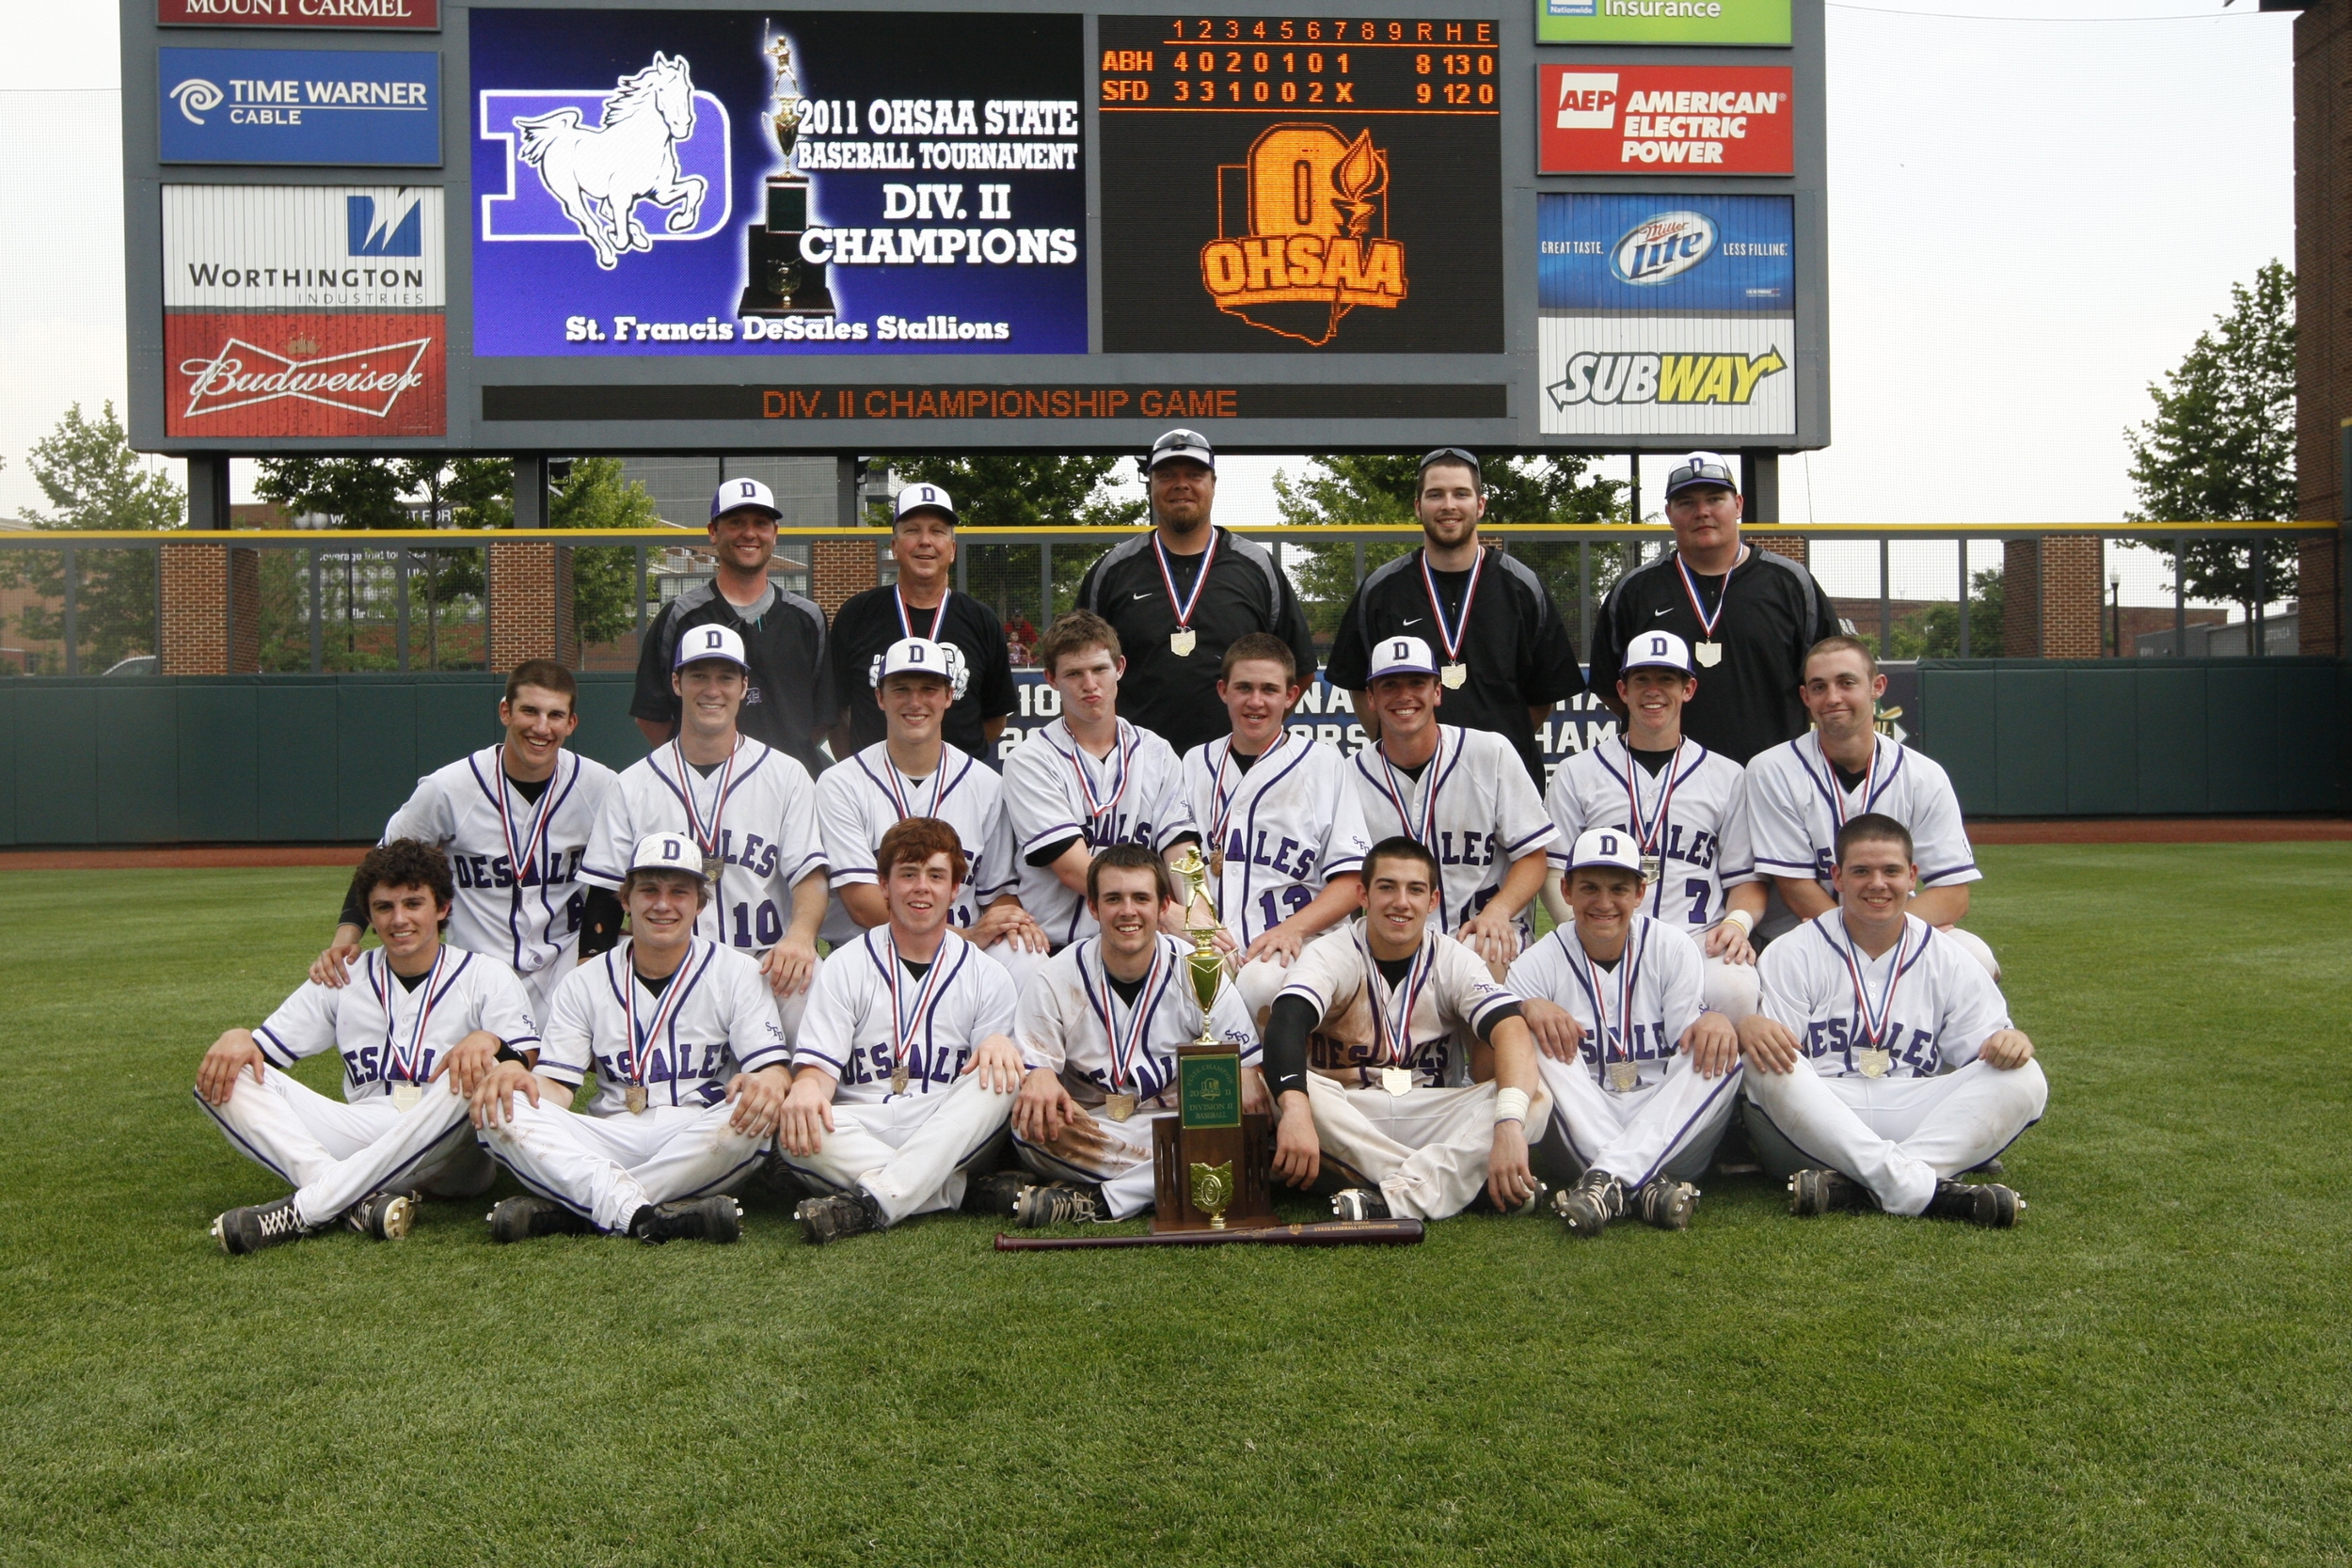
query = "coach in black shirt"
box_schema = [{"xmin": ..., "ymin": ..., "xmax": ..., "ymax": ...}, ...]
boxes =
[
  {"xmin": 826, "ymin": 482, "xmax": 1015, "ymax": 762},
  {"xmin": 632, "ymin": 477, "xmax": 835, "ymax": 776},
  {"xmin": 1074, "ymin": 428, "xmax": 1319, "ymax": 756},
  {"xmin": 1588, "ymin": 451, "xmax": 1837, "ymax": 765},
  {"xmin": 1326, "ymin": 448, "xmax": 1584, "ymax": 783}
]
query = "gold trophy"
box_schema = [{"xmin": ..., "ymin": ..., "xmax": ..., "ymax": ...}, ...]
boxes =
[
  {"xmin": 739, "ymin": 34, "xmax": 834, "ymax": 318},
  {"xmin": 1168, "ymin": 843, "xmax": 1226, "ymax": 1047},
  {"xmin": 1188, "ymin": 1159, "xmax": 1235, "ymax": 1230}
]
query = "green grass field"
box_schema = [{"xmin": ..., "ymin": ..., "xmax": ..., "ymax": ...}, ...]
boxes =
[{"xmin": 3, "ymin": 846, "xmax": 2346, "ymax": 1566}]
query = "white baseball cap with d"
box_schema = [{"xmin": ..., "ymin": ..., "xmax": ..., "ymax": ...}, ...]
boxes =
[
  {"xmin": 869, "ymin": 636, "xmax": 971, "ymax": 699},
  {"xmin": 710, "ymin": 476, "xmax": 783, "ymax": 521},
  {"xmin": 1148, "ymin": 428, "xmax": 1216, "ymax": 472},
  {"xmin": 1566, "ymin": 827, "xmax": 1646, "ymax": 878},
  {"xmin": 673, "ymin": 623, "xmax": 750, "ymax": 672},
  {"xmin": 893, "ymin": 483, "xmax": 957, "ymax": 525},
  {"xmin": 1621, "ymin": 628, "xmax": 1695, "ymax": 675},
  {"xmin": 1365, "ymin": 634, "xmax": 1438, "ymax": 682},
  {"xmin": 629, "ymin": 831, "xmax": 710, "ymax": 883}
]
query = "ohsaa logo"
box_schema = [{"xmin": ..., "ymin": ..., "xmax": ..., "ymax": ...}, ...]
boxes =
[
  {"xmin": 1610, "ymin": 211, "xmax": 1715, "ymax": 286},
  {"xmin": 1198, "ymin": 123, "xmax": 1405, "ymax": 346}
]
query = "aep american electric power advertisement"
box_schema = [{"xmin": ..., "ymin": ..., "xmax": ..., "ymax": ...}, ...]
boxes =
[{"xmin": 469, "ymin": 8, "xmax": 1088, "ymax": 356}]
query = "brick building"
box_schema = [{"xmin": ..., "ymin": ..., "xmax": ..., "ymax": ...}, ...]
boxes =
[{"xmin": 2285, "ymin": 0, "xmax": 2348, "ymax": 654}]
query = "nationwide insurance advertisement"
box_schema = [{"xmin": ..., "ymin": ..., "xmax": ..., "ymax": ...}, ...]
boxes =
[
  {"xmin": 1537, "ymin": 193, "xmax": 1795, "ymax": 438},
  {"xmin": 469, "ymin": 8, "xmax": 1088, "ymax": 357}
]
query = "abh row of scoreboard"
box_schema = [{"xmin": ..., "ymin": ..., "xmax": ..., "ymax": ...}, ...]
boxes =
[{"xmin": 121, "ymin": 1, "xmax": 1827, "ymax": 455}]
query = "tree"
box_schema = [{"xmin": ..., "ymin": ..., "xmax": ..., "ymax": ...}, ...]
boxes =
[
  {"xmin": 866, "ymin": 454, "xmax": 1145, "ymax": 624},
  {"xmin": 1893, "ymin": 567, "xmax": 2003, "ymax": 658},
  {"xmin": 0, "ymin": 402, "xmax": 183, "ymax": 669},
  {"xmin": 2123, "ymin": 260, "xmax": 2296, "ymax": 624},
  {"xmin": 1272, "ymin": 453, "xmax": 1628, "ymax": 635},
  {"xmin": 546, "ymin": 457, "xmax": 660, "ymax": 646}
]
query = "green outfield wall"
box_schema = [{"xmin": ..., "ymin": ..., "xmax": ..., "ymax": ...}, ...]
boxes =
[{"xmin": 0, "ymin": 660, "xmax": 2343, "ymax": 847}]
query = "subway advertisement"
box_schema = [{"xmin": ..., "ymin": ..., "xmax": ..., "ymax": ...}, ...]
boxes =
[
  {"xmin": 1537, "ymin": 193, "xmax": 1795, "ymax": 437},
  {"xmin": 468, "ymin": 8, "xmax": 1088, "ymax": 356}
]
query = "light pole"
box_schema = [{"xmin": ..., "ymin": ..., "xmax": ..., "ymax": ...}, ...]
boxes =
[{"xmin": 2108, "ymin": 566, "xmax": 2122, "ymax": 657}]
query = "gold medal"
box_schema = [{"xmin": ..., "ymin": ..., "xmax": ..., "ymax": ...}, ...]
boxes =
[
  {"xmin": 891, "ymin": 1066, "xmax": 910, "ymax": 1096},
  {"xmin": 703, "ymin": 855, "xmax": 724, "ymax": 886},
  {"xmin": 1606, "ymin": 1060, "xmax": 1640, "ymax": 1093},
  {"xmin": 391, "ymin": 1083, "xmax": 422, "ymax": 1113},
  {"xmin": 1169, "ymin": 628, "xmax": 1197, "ymax": 657},
  {"xmin": 1105, "ymin": 1092, "xmax": 1137, "ymax": 1123},
  {"xmin": 1694, "ymin": 641, "xmax": 1723, "ymax": 668},
  {"xmin": 1208, "ymin": 848, "xmax": 1224, "ymax": 879},
  {"xmin": 1856, "ymin": 1048, "xmax": 1891, "ymax": 1079},
  {"xmin": 626, "ymin": 1084, "xmax": 649, "ymax": 1114},
  {"xmin": 1640, "ymin": 854, "xmax": 1661, "ymax": 884},
  {"xmin": 1440, "ymin": 661, "xmax": 1468, "ymax": 689},
  {"xmin": 1381, "ymin": 1066, "xmax": 1413, "ymax": 1097}
]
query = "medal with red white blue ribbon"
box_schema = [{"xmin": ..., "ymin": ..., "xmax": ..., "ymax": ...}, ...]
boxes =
[
  {"xmin": 1673, "ymin": 546, "xmax": 1746, "ymax": 667},
  {"xmin": 893, "ymin": 583, "xmax": 950, "ymax": 641},
  {"xmin": 1207, "ymin": 729, "xmax": 1283, "ymax": 879},
  {"xmin": 1619, "ymin": 736, "xmax": 1684, "ymax": 902},
  {"xmin": 1065, "ymin": 721, "xmax": 1136, "ymax": 847},
  {"xmin": 1363, "ymin": 926, "xmax": 1437, "ymax": 1094},
  {"xmin": 494, "ymin": 753, "xmax": 563, "ymax": 905},
  {"xmin": 1420, "ymin": 547, "xmax": 1484, "ymax": 689},
  {"xmin": 667, "ymin": 736, "xmax": 741, "ymax": 891},
  {"xmin": 1834, "ymin": 917, "xmax": 1916, "ymax": 1079},
  {"xmin": 1563, "ymin": 925, "xmax": 1644, "ymax": 1091},
  {"xmin": 1373, "ymin": 728, "xmax": 1448, "ymax": 851},
  {"xmin": 625, "ymin": 940, "xmax": 697, "ymax": 1112},
  {"xmin": 1090, "ymin": 939, "xmax": 1170, "ymax": 1119},
  {"xmin": 1152, "ymin": 531, "xmax": 1218, "ymax": 657},
  {"xmin": 884, "ymin": 934, "xmax": 954, "ymax": 1096},
  {"xmin": 373, "ymin": 945, "xmax": 449, "ymax": 1108}
]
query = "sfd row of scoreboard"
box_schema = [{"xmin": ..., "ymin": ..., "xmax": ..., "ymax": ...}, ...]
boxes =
[{"xmin": 123, "ymin": 1, "xmax": 1828, "ymax": 454}]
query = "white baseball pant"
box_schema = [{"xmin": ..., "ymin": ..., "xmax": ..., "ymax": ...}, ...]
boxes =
[
  {"xmin": 1940, "ymin": 927, "xmax": 2000, "ymax": 982},
  {"xmin": 1012, "ymin": 1096, "xmax": 1167, "ymax": 1219},
  {"xmin": 976, "ymin": 938, "xmax": 1045, "ymax": 996},
  {"xmin": 1305, "ymin": 1074, "xmax": 1553, "ymax": 1221},
  {"xmin": 782, "ymin": 1075, "xmax": 1016, "ymax": 1225},
  {"xmin": 1232, "ymin": 928, "xmax": 1344, "ymax": 1031},
  {"xmin": 1742, "ymin": 1058, "xmax": 2047, "ymax": 1216},
  {"xmin": 479, "ymin": 1099, "xmax": 769, "ymax": 1234},
  {"xmin": 1702, "ymin": 953, "xmax": 1759, "ymax": 1019},
  {"xmin": 1538, "ymin": 1053, "xmax": 1743, "ymax": 1189},
  {"xmin": 195, "ymin": 1068, "xmax": 492, "ymax": 1228}
]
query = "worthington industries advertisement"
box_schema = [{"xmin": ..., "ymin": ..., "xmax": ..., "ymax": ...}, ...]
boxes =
[{"xmin": 469, "ymin": 8, "xmax": 1088, "ymax": 356}]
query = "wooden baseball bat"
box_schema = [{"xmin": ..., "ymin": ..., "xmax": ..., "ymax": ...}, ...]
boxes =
[{"xmin": 993, "ymin": 1218, "xmax": 1423, "ymax": 1251}]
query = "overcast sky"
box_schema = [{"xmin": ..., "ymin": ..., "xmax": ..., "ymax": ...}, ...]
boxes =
[{"xmin": 0, "ymin": 0, "xmax": 2300, "ymax": 598}]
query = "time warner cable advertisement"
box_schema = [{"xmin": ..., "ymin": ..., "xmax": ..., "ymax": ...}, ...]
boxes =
[{"xmin": 469, "ymin": 8, "xmax": 1087, "ymax": 356}]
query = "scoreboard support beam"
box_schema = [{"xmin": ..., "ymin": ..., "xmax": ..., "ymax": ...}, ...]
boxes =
[
  {"xmin": 1740, "ymin": 451, "xmax": 1780, "ymax": 526},
  {"xmin": 188, "ymin": 456, "xmax": 231, "ymax": 532},
  {"xmin": 513, "ymin": 457, "xmax": 549, "ymax": 531}
]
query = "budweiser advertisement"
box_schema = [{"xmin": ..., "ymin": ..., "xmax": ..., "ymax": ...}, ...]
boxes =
[
  {"xmin": 163, "ymin": 185, "xmax": 445, "ymax": 437},
  {"xmin": 159, "ymin": 0, "xmax": 438, "ymax": 26},
  {"xmin": 1538, "ymin": 65, "xmax": 1792, "ymax": 175}
]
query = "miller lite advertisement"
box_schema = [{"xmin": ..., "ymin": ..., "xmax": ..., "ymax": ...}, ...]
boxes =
[
  {"xmin": 1537, "ymin": 193, "xmax": 1794, "ymax": 437},
  {"xmin": 1537, "ymin": 65, "xmax": 1792, "ymax": 176},
  {"xmin": 163, "ymin": 185, "xmax": 446, "ymax": 437},
  {"xmin": 468, "ymin": 8, "xmax": 1088, "ymax": 356}
]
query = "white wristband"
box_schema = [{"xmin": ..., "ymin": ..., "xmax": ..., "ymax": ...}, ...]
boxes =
[
  {"xmin": 1723, "ymin": 909, "xmax": 1756, "ymax": 935},
  {"xmin": 1493, "ymin": 1086, "xmax": 1531, "ymax": 1126}
]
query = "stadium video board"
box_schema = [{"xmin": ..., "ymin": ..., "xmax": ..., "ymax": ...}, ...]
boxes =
[{"xmin": 120, "ymin": 0, "xmax": 1830, "ymax": 455}]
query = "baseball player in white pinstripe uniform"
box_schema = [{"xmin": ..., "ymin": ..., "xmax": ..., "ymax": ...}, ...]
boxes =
[
  {"xmin": 817, "ymin": 637, "xmax": 1047, "ymax": 990},
  {"xmin": 310, "ymin": 659, "xmax": 614, "ymax": 1021},
  {"xmin": 1746, "ymin": 636, "xmax": 1998, "ymax": 979},
  {"xmin": 1346, "ymin": 636, "xmax": 1557, "ymax": 980},
  {"xmin": 1544, "ymin": 630, "xmax": 1764, "ymax": 1019},
  {"xmin": 1262, "ymin": 837, "xmax": 1549, "ymax": 1223},
  {"xmin": 999, "ymin": 612, "xmax": 1200, "ymax": 949},
  {"xmin": 1181, "ymin": 631, "xmax": 1371, "ymax": 1024},
  {"xmin": 469, "ymin": 832, "xmax": 789, "ymax": 1243},
  {"xmin": 580, "ymin": 625, "xmax": 828, "ymax": 1039},
  {"xmin": 778, "ymin": 817, "xmax": 1027, "ymax": 1243},
  {"xmin": 1510, "ymin": 828, "xmax": 1742, "ymax": 1238},
  {"xmin": 197, "ymin": 839, "xmax": 539, "ymax": 1254},
  {"xmin": 1737, "ymin": 814, "xmax": 2043, "ymax": 1226},
  {"xmin": 1007, "ymin": 845, "xmax": 1263, "ymax": 1226}
]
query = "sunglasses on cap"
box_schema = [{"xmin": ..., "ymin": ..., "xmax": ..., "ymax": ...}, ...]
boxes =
[
  {"xmin": 1664, "ymin": 452, "xmax": 1739, "ymax": 497},
  {"xmin": 1418, "ymin": 447, "xmax": 1482, "ymax": 483}
]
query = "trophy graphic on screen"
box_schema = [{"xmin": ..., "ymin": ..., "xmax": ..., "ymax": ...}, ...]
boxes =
[{"xmin": 738, "ymin": 35, "xmax": 834, "ymax": 318}]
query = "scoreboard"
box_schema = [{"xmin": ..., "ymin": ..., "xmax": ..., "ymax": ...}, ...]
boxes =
[{"xmin": 119, "ymin": 0, "xmax": 1830, "ymax": 456}]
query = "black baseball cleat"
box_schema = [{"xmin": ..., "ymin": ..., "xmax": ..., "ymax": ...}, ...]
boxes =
[
  {"xmin": 344, "ymin": 1190, "xmax": 417, "ymax": 1242},
  {"xmin": 1632, "ymin": 1176, "xmax": 1700, "ymax": 1231},
  {"xmin": 961, "ymin": 1169, "xmax": 1030, "ymax": 1218},
  {"xmin": 213, "ymin": 1196, "xmax": 313, "ymax": 1255},
  {"xmin": 1329, "ymin": 1187, "xmax": 1391, "ymax": 1223},
  {"xmin": 1925, "ymin": 1179, "xmax": 2025, "ymax": 1228},
  {"xmin": 795, "ymin": 1192, "xmax": 885, "ymax": 1245},
  {"xmin": 485, "ymin": 1196, "xmax": 594, "ymax": 1243},
  {"xmin": 629, "ymin": 1196, "xmax": 744, "ymax": 1244},
  {"xmin": 1965, "ymin": 1157, "xmax": 2006, "ymax": 1177},
  {"xmin": 1553, "ymin": 1170, "xmax": 1625, "ymax": 1238},
  {"xmin": 1013, "ymin": 1182, "xmax": 1107, "ymax": 1227},
  {"xmin": 1788, "ymin": 1168, "xmax": 1877, "ymax": 1216}
]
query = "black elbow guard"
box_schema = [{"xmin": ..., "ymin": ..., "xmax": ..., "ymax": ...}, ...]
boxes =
[
  {"xmin": 1263, "ymin": 994, "xmax": 1319, "ymax": 1101},
  {"xmin": 578, "ymin": 886, "xmax": 627, "ymax": 958}
]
